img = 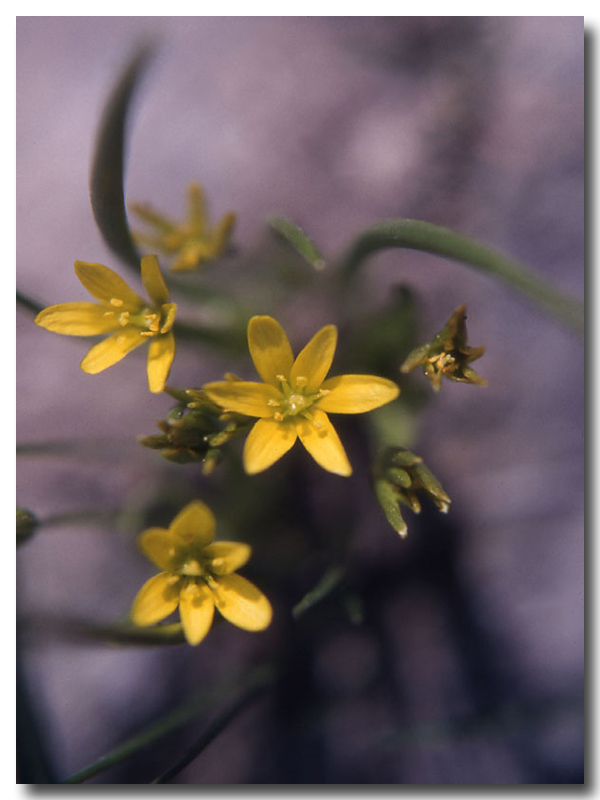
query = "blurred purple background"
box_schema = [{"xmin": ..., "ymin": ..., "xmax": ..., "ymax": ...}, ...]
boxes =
[{"xmin": 17, "ymin": 17, "xmax": 584, "ymax": 784}]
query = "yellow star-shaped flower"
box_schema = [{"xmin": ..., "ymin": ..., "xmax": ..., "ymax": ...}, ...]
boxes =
[
  {"xmin": 203, "ymin": 316, "xmax": 400, "ymax": 476},
  {"xmin": 131, "ymin": 501, "xmax": 272, "ymax": 646},
  {"xmin": 130, "ymin": 183, "xmax": 236, "ymax": 272},
  {"xmin": 34, "ymin": 255, "xmax": 176, "ymax": 393}
]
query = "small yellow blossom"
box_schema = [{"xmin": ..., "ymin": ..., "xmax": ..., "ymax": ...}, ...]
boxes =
[
  {"xmin": 34, "ymin": 255, "xmax": 176, "ymax": 393},
  {"xmin": 203, "ymin": 316, "xmax": 400, "ymax": 476},
  {"xmin": 130, "ymin": 183, "xmax": 236, "ymax": 272},
  {"xmin": 130, "ymin": 501, "xmax": 272, "ymax": 646}
]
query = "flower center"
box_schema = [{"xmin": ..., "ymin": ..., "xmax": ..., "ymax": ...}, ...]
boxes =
[
  {"xmin": 270, "ymin": 376, "xmax": 329, "ymax": 422},
  {"xmin": 106, "ymin": 301, "xmax": 176, "ymax": 337}
]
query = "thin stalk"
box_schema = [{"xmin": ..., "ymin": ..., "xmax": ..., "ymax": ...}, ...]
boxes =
[
  {"xmin": 338, "ymin": 219, "xmax": 584, "ymax": 336},
  {"xmin": 62, "ymin": 665, "xmax": 274, "ymax": 784},
  {"xmin": 17, "ymin": 291, "xmax": 44, "ymax": 317},
  {"xmin": 150, "ymin": 671, "xmax": 272, "ymax": 784}
]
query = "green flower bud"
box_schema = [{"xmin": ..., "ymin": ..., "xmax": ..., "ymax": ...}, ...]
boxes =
[
  {"xmin": 373, "ymin": 448, "xmax": 451, "ymax": 537},
  {"xmin": 17, "ymin": 508, "xmax": 38, "ymax": 546}
]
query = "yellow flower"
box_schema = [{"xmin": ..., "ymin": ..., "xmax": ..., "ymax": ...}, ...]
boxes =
[
  {"xmin": 130, "ymin": 501, "xmax": 272, "ymax": 646},
  {"xmin": 130, "ymin": 182, "xmax": 236, "ymax": 272},
  {"xmin": 34, "ymin": 255, "xmax": 176, "ymax": 393},
  {"xmin": 203, "ymin": 316, "xmax": 400, "ymax": 476}
]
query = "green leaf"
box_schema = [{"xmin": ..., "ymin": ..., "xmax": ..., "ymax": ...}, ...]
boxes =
[
  {"xmin": 90, "ymin": 46, "xmax": 153, "ymax": 270},
  {"xmin": 267, "ymin": 216, "xmax": 326, "ymax": 270},
  {"xmin": 339, "ymin": 219, "xmax": 584, "ymax": 336}
]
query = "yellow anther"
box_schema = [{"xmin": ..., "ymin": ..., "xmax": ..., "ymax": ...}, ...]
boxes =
[
  {"xmin": 182, "ymin": 581, "xmax": 200, "ymax": 597},
  {"xmin": 118, "ymin": 311, "xmax": 130, "ymax": 327},
  {"xmin": 182, "ymin": 558, "xmax": 203, "ymax": 576},
  {"xmin": 165, "ymin": 574, "xmax": 180, "ymax": 586},
  {"xmin": 294, "ymin": 376, "xmax": 308, "ymax": 388},
  {"xmin": 211, "ymin": 557, "xmax": 225, "ymax": 569},
  {"xmin": 146, "ymin": 315, "xmax": 160, "ymax": 332},
  {"xmin": 109, "ymin": 297, "xmax": 124, "ymax": 307},
  {"xmin": 267, "ymin": 399, "xmax": 281, "ymax": 407},
  {"xmin": 140, "ymin": 331, "xmax": 154, "ymax": 337},
  {"xmin": 276, "ymin": 374, "xmax": 288, "ymax": 384},
  {"xmin": 273, "ymin": 411, "xmax": 284, "ymax": 422}
]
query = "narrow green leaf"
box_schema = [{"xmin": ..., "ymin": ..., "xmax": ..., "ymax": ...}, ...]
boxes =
[
  {"xmin": 267, "ymin": 216, "xmax": 326, "ymax": 270},
  {"xmin": 292, "ymin": 564, "xmax": 345, "ymax": 619},
  {"xmin": 90, "ymin": 46, "xmax": 153, "ymax": 270},
  {"xmin": 339, "ymin": 219, "xmax": 584, "ymax": 336}
]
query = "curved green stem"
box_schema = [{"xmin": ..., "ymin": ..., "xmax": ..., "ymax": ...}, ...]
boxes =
[{"xmin": 338, "ymin": 219, "xmax": 584, "ymax": 336}]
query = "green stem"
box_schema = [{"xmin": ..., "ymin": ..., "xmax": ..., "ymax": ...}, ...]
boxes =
[
  {"xmin": 339, "ymin": 219, "xmax": 584, "ymax": 336},
  {"xmin": 151, "ymin": 668, "xmax": 273, "ymax": 784},
  {"xmin": 17, "ymin": 291, "xmax": 44, "ymax": 317},
  {"xmin": 17, "ymin": 439, "xmax": 133, "ymax": 459},
  {"xmin": 62, "ymin": 665, "xmax": 274, "ymax": 783},
  {"xmin": 40, "ymin": 510, "xmax": 122, "ymax": 529},
  {"xmin": 173, "ymin": 318, "xmax": 248, "ymax": 355}
]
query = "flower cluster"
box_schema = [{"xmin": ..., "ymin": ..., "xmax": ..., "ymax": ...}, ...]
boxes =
[{"xmin": 31, "ymin": 175, "xmax": 487, "ymax": 646}]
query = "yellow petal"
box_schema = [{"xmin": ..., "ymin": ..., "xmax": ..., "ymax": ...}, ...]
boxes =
[
  {"xmin": 210, "ymin": 574, "xmax": 272, "ymax": 631},
  {"xmin": 137, "ymin": 527, "xmax": 179, "ymax": 570},
  {"xmin": 131, "ymin": 572, "xmax": 180, "ymax": 626},
  {"xmin": 247, "ymin": 316, "xmax": 294, "ymax": 386},
  {"xmin": 80, "ymin": 327, "xmax": 146, "ymax": 374},
  {"xmin": 187, "ymin": 182, "xmax": 207, "ymax": 236},
  {"xmin": 203, "ymin": 542, "xmax": 252, "ymax": 575},
  {"xmin": 179, "ymin": 580, "xmax": 215, "ymax": 645},
  {"xmin": 147, "ymin": 332, "xmax": 175, "ymax": 393},
  {"xmin": 203, "ymin": 381, "xmax": 281, "ymax": 418},
  {"xmin": 243, "ymin": 418, "xmax": 298, "ymax": 474},
  {"xmin": 213, "ymin": 213, "xmax": 236, "ymax": 255},
  {"xmin": 34, "ymin": 303, "xmax": 120, "ymax": 336},
  {"xmin": 317, "ymin": 374, "xmax": 400, "ymax": 413},
  {"xmin": 141, "ymin": 254, "xmax": 170, "ymax": 305},
  {"xmin": 159, "ymin": 303, "xmax": 177, "ymax": 334},
  {"xmin": 74, "ymin": 261, "xmax": 143, "ymax": 308},
  {"xmin": 290, "ymin": 324, "xmax": 337, "ymax": 393},
  {"xmin": 296, "ymin": 409, "xmax": 352, "ymax": 476},
  {"xmin": 170, "ymin": 500, "xmax": 215, "ymax": 546}
]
